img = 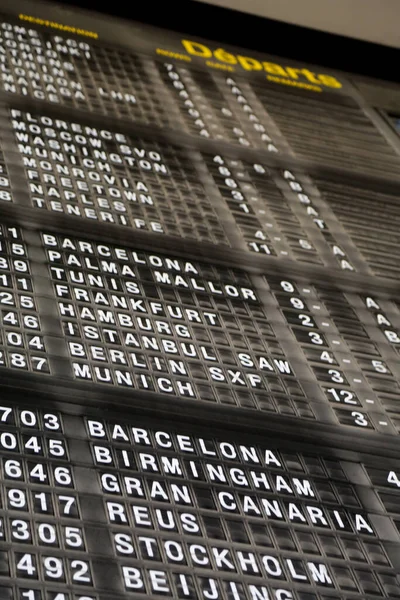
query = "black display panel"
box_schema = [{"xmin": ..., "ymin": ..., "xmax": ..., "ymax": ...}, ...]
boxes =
[
  {"xmin": 0, "ymin": 399, "xmax": 397, "ymax": 599},
  {"xmin": 0, "ymin": 1, "xmax": 400, "ymax": 599},
  {"xmin": 0, "ymin": 221, "xmax": 395, "ymax": 435}
]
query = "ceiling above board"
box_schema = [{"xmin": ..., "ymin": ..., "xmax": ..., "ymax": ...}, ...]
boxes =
[{"xmin": 195, "ymin": 0, "xmax": 400, "ymax": 49}]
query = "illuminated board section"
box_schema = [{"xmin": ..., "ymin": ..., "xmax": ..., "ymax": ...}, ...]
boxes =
[
  {"xmin": 203, "ymin": 154, "xmax": 357, "ymax": 269},
  {"xmin": 0, "ymin": 17, "xmax": 184, "ymax": 128},
  {"xmin": 314, "ymin": 177, "xmax": 400, "ymax": 280},
  {"xmin": 268, "ymin": 277, "xmax": 400, "ymax": 434},
  {"xmin": 0, "ymin": 224, "xmax": 49, "ymax": 375},
  {"xmin": 0, "ymin": 400, "xmax": 399, "ymax": 598},
  {"xmin": 250, "ymin": 82, "xmax": 400, "ymax": 177},
  {"xmin": 41, "ymin": 232, "xmax": 320, "ymax": 417},
  {"xmin": 11, "ymin": 109, "xmax": 229, "ymax": 244}
]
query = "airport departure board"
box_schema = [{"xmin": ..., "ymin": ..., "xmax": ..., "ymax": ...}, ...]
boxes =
[{"xmin": 0, "ymin": 3, "xmax": 399, "ymax": 599}]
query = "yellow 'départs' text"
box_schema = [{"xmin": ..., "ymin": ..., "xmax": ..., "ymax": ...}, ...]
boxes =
[{"xmin": 181, "ymin": 40, "xmax": 342, "ymax": 89}]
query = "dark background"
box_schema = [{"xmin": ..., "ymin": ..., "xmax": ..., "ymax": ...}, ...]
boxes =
[{"xmin": 46, "ymin": 0, "xmax": 400, "ymax": 83}]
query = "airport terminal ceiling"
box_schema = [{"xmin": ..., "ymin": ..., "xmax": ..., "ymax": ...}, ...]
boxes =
[{"xmin": 194, "ymin": 0, "xmax": 400, "ymax": 49}]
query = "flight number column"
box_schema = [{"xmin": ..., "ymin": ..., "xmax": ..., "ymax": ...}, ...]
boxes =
[
  {"xmin": 0, "ymin": 403, "xmax": 101, "ymax": 600},
  {"xmin": 0, "ymin": 223, "xmax": 67, "ymax": 378}
]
